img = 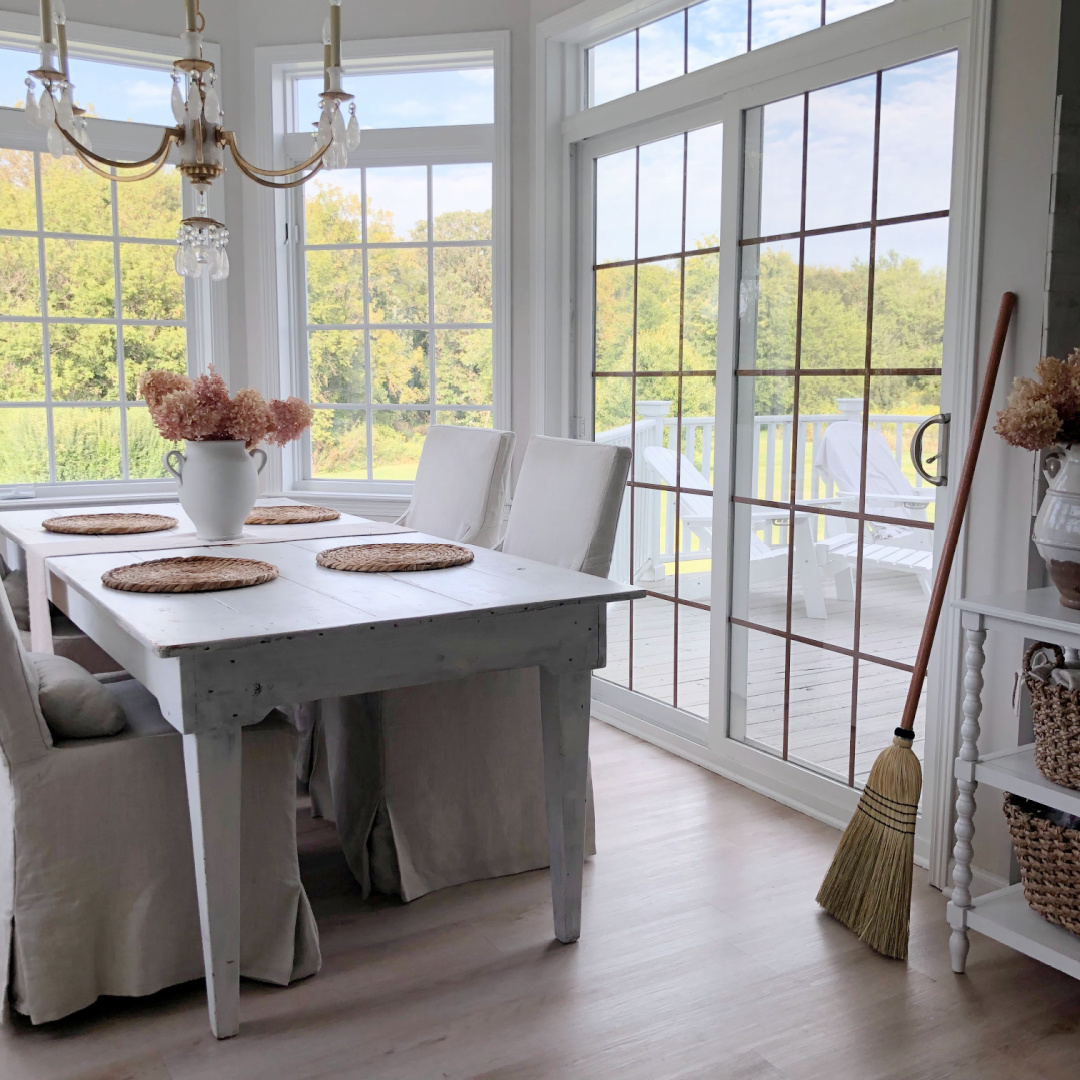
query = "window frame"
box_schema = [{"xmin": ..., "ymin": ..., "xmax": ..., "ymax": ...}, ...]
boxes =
[
  {"xmin": 254, "ymin": 31, "xmax": 510, "ymax": 505},
  {"xmin": 0, "ymin": 10, "xmax": 228, "ymax": 502}
]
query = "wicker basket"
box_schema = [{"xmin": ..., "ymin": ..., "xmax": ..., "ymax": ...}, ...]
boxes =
[
  {"xmin": 1004, "ymin": 793, "xmax": 1080, "ymax": 936},
  {"xmin": 1022, "ymin": 642, "xmax": 1080, "ymax": 791}
]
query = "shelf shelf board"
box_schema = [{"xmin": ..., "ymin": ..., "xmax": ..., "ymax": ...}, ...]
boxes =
[
  {"xmin": 970, "ymin": 745, "xmax": 1080, "ymax": 816},
  {"xmin": 965, "ymin": 884, "xmax": 1080, "ymax": 980}
]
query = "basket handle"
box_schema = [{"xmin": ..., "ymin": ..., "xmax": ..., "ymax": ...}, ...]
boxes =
[{"xmin": 1023, "ymin": 641, "xmax": 1065, "ymax": 675}]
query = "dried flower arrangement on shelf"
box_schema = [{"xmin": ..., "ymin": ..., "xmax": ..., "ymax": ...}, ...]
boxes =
[
  {"xmin": 994, "ymin": 352, "xmax": 1080, "ymax": 451},
  {"xmin": 140, "ymin": 368, "xmax": 313, "ymax": 449},
  {"xmin": 996, "ymin": 350, "xmax": 1080, "ymax": 608}
]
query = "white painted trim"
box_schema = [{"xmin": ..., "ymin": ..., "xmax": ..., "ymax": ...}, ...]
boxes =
[
  {"xmin": 540, "ymin": 0, "xmax": 988, "ymax": 845},
  {"xmin": 253, "ymin": 30, "xmax": 509, "ymax": 497},
  {"xmin": 922, "ymin": 0, "xmax": 996, "ymax": 892}
]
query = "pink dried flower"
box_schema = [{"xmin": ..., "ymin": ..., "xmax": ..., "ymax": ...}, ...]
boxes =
[
  {"xmin": 140, "ymin": 365, "xmax": 313, "ymax": 447},
  {"xmin": 265, "ymin": 397, "xmax": 314, "ymax": 447},
  {"xmin": 139, "ymin": 369, "xmax": 191, "ymax": 408},
  {"xmin": 227, "ymin": 387, "xmax": 274, "ymax": 450}
]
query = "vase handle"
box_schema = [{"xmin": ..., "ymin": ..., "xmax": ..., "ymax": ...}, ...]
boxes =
[
  {"xmin": 250, "ymin": 447, "xmax": 268, "ymax": 475},
  {"xmin": 1043, "ymin": 447, "xmax": 1066, "ymax": 484},
  {"xmin": 163, "ymin": 449, "xmax": 186, "ymax": 485}
]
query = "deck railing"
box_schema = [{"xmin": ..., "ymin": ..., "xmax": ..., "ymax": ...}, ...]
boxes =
[{"xmin": 596, "ymin": 399, "xmax": 929, "ymax": 585}]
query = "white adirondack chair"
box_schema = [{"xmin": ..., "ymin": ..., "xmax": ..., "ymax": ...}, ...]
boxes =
[
  {"xmin": 812, "ymin": 420, "xmax": 934, "ymax": 597},
  {"xmin": 642, "ymin": 445, "xmax": 829, "ymax": 619}
]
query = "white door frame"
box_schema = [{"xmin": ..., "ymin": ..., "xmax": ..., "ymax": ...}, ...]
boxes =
[{"xmin": 536, "ymin": 0, "xmax": 994, "ymax": 884}]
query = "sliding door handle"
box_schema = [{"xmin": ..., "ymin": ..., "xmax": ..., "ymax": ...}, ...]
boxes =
[{"xmin": 911, "ymin": 413, "xmax": 950, "ymax": 487}]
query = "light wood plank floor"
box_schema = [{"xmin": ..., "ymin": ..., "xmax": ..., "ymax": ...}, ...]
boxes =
[
  {"xmin": 2, "ymin": 721, "xmax": 1078, "ymax": 1079},
  {"xmin": 602, "ymin": 565, "xmax": 927, "ymax": 785}
]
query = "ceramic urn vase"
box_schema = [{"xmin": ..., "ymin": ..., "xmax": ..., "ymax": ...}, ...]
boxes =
[
  {"xmin": 163, "ymin": 439, "xmax": 268, "ymax": 541},
  {"xmin": 1033, "ymin": 445, "xmax": 1080, "ymax": 608}
]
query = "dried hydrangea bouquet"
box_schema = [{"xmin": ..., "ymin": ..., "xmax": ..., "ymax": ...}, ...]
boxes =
[
  {"xmin": 996, "ymin": 352, "xmax": 1080, "ymax": 606},
  {"xmin": 141, "ymin": 368, "xmax": 313, "ymax": 540}
]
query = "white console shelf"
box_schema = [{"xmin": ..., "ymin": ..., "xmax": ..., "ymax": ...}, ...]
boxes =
[{"xmin": 949, "ymin": 588, "xmax": 1080, "ymax": 979}]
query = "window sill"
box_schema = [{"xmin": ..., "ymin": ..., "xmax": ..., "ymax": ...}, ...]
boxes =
[
  {"xmin": 280, "ymin": 486, "xmax": 411, "ymax": 523},
  {"xmin": 0, "ymin": 483, "xmax": 179, "ymax": 513}
]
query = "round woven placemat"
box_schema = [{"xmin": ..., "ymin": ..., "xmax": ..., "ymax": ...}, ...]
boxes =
[
  {"xmin": 102, "ymin": 555, "xmax": 279, "ymax": 593},
  {"xmin": 43, "ymin": 512, "xmax": 178, "ymax": 535},
  {"xmin": 316, "ymin": 542, "xmax": 473, "ymax": 573},
  {"xmin": 245, "ymin": 505, "xmax": 341, "ymax": 526}
]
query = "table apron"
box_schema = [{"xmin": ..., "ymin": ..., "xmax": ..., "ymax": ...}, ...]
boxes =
[{"xmin": 177, "ymin": 602, "xmax": 607, "ymax": 732}]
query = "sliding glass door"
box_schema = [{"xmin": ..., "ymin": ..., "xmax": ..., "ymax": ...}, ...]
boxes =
[
  {"xmin": 583, "ymin": 47, "xmax": 961, "ymax": 798},
  {"xmin": 588, "ymin": 118, "xmax": 723, "ymax": 734},
  {"xmin": 729, "ymin": 52, "xmax": 957, "ymax": 787}
]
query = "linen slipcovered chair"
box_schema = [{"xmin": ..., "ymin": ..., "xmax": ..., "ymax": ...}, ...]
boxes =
[
  {"xmin": 396, "ymin": 424, "xmax": 517, "ymax": 545},
  {"xmin": 317, "ymin": 435, "xmax": 632, "ymax": 900},
  {"xmin": 0, "ymin": 585, "xmax": 320, "ymax": 1025},
  {"xmin": 301, "ymin": 423, "xmax": 515, "ymax": 800}
]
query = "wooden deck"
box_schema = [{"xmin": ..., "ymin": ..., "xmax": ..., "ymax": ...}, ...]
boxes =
[{"xmin": 599, "ymin": 564, "xmax": 927, "ymax": 787}]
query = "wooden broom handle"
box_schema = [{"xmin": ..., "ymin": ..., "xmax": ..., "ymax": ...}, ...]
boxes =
[{"xmin": 899, "ymin": 291, "xmax": 1017, "ymax": 731}]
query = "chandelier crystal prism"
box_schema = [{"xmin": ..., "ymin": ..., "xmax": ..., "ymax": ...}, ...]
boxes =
[{"xmin": 25, "ymin": 0, "xmax": 361, "ymax": 282}]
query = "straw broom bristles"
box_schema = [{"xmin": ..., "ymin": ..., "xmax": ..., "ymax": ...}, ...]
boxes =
[{"xmin": 816, "ymin": 729, "xmax": 922, "ymax": 960}]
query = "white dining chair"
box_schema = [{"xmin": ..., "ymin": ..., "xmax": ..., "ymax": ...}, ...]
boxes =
[
  {"xmin": 301, "ymin": 422, "xmax": 516, "ymax": 801},
  {"xmin": 315, "ymin": 436, "xmax": 631, "ymax": 901},
  {"xmin": 0, "ymin": 586, "xmax": 320, "ymax": 1025},
  {"xmin": 396, "ymin": 423, "xmax": 516, "ymax": 545}
]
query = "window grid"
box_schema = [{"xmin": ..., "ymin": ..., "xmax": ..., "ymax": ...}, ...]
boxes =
[
  {"xmin": 592, "ymin": 132, "xmax": 718, "ymax": 713},
  {"xmin": 733, "ymin": 68, "xmax": 948, "ymax": 786},
  {"xmin": 0, "ymin": 153, "xmax": 186, "ymax": 484},
  {"xmin": 303, "ymin": 162, "xmax": 495, "ymax": 483},
  {"xmin": 587, "ymin": 0, "xmax": 892, "ymax": 107}
]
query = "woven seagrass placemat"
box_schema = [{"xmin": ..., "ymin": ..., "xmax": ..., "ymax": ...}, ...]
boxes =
[
  {"xmin": 43, "ymin": 513, "xmax": 178, "ymax": 535},
  {"xmin": 316, "ymin": 543, "xmax": 473, "ymax": 573},
  {"xmin": 245, "ymin": 505, "xmax": 341, "ymax": 525},
  {"xmin": 102, "ymin": 555, "xmax": 279, "ymax": 593}
]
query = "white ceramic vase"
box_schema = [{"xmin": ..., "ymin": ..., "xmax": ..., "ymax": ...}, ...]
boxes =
[
  {"xmin": 163, "ymin": 439, "xmax": 268, "ymax": 541},
  {"xmin": 1033, "ymin": 444, "xmax": 1080, "ymax": 608}
]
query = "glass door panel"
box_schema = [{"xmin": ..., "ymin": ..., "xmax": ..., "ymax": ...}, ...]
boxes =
[
  {"xmin": 730, "ymin": 51, "xmax": 956, "ymax": 786},
  {"xmin": 593, "ymin": 121, "xmax": 722, "ymax": 724}
]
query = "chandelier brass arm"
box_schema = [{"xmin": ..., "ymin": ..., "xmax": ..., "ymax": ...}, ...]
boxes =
[
  {"xmin": 217, "ymin": 128, "xmax": 333, "ymax": 178},
  {"xmin": 54, "ymin": 121, "xmax": 179, "ymax": 183}
]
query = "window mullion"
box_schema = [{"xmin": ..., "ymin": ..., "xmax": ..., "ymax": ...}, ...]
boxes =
[
  {"xmin": 111, "ymin": 172, "xmax": 130, "ymax": 480},
  {"xmin": 360, "ymin": 166, "xmax": 374, "ymax": 482},
  {"xmin": 33, "ymin": 151, "xmax": 55, "ymax": 485}
]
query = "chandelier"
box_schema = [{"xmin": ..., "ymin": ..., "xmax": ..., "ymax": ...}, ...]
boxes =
[{"xmin": 23, "ymin": 0, "xmax": 361, "ymax": 282}]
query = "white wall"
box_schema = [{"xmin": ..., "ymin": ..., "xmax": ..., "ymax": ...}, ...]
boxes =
[{"xmin": 961, "ymin": 0, "xmax": 1061, "ymax": 883}]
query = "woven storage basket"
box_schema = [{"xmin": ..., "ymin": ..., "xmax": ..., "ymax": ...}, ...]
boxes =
[
  {"xmin": 1004, "ymin": 793, "xmax": 1080, "ymax": 936},
  {"xmin": 1022, "ymin": 642, "xmax": 1080, "ymax": 791}
]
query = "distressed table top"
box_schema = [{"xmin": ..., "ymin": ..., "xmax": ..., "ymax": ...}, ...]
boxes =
[{"xmin": 45, "ymin": 532, "xmax": 644, "ymax": 657}]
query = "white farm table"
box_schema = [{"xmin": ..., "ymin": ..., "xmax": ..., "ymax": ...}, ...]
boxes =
[
  {"xmin": 949, "ymin": 588, "xmax": 1080, "ymax": 982},
  {"xmin": 42, "ymin": 532, "xmax": 643, "ymax": 1038},
  {"xmin": 0, "ymin": 499, "xmax": 408, "ymax": 652}
]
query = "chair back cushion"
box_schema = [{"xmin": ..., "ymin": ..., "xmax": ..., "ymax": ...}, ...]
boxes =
[
  {"xmin": 403, "ymin": 426, "xmax": 515, "ymax": 547},
  {"xmin": 28, "ymin": 654, "xmax": 126, "ymax": 741},
  {"xmin": 501, "ymin": 436, "xmax": 632, "ymax": 577},
  {"xmin": 0, "ymin": 577, "xmax": 51, "ymax": 765}
]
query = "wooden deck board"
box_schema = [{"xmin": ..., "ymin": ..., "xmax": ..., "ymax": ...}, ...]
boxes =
[{"xmin": 599, "ymin": 565, "xmax": 927, "ymax": 785}]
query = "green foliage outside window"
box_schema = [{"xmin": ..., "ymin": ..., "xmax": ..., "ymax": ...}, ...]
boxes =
[{"xmin": 0, "ymin": 150, "xmax": 186, "ymax": 483}]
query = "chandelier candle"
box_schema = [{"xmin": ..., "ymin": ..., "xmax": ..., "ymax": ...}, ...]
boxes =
[{"xmin": 25, "ymin": 0, "xmax": 363, "ymax": 283}]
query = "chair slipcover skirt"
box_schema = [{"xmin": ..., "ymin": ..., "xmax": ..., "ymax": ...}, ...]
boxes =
[{"xmin": 3, "ymin": 680, "xmax": 320, "ymax": 1025}]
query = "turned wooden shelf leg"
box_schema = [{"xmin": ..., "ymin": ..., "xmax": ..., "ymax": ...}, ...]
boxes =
[{"xmin": 950, "ymin": 623, "xmax": 985, "ymax": 974}]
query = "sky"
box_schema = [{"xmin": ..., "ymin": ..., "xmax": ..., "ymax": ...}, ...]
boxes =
[
  {"xmin": 0, "ymin": 46, "xmax": 175, "ymax": 125},
  {"xmin": 594, "ymin": 50, "xmax": 957, "ymax": 272}
]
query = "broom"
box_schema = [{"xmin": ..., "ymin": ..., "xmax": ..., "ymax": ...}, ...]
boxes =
[{"xmin": 816, "ymin": 290, "xmax": 1017, "ymax": 960}]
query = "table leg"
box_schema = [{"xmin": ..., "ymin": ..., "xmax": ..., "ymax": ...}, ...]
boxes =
[
  {"xmin": 949, "ymin": 624, "xmax": 985, "ymax": 974},
  {"xmin": 183, "ymin": 728, "xmax": 243, "ymax": 1038},
  {"xmin": 539, "ymin": 668, "xmax": 592, "ymax": 944}
]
